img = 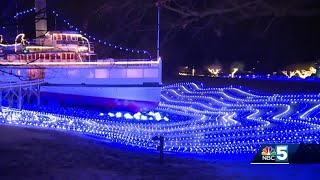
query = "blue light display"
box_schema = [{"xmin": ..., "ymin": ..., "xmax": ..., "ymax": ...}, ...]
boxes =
[{"xmin": 1, "ymin": 82, "xmax": 320, "ymax": 155}]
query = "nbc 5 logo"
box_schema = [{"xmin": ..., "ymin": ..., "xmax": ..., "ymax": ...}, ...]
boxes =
[{"xmin": 275, "ymin": 145, "xmax": 288, "ymax": 162}]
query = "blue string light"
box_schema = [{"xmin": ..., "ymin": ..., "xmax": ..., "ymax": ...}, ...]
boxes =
[
  {"xmin": 181, "ymin": 74, "xmax": 320, "ymax": 82},
  {"xmin": 50, "ymin": 10, "xmax": 152, "ymax": 59},
  {"xmin": 1, "ymin": 82, "xmax": 320, "ymax": 155},
  {"xmin": 228, "ymin": 74, "xmax": 320, "ymax": 82},
  {"xmin": 14, "ymin": 7, "xmax": 36, "ymax": 19},
  {"xmin": 0, "ymin": 7, "xmax": 36, "ymax": 30}
]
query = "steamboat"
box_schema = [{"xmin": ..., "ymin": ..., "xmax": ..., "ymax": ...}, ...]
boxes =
[{"xmin": 0, "ymin": 0, "xmax": 162, "ymax": 112}]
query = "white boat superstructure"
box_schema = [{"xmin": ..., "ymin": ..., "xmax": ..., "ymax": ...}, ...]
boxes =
[{"xmin": 0, "ymin": 14, "xmax": 162, "ymax": 112}]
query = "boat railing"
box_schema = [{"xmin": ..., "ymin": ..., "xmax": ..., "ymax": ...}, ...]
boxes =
[
  {"xmin": 28, "ymin": 39, "xmax": 80, "ymax": 45},
  {"xmin": 28, "ymin": 39, "xmax": 47, "ymax": 45},
  {"xmin": 79, "ymin": 41, "xmax": 94, "ymax": 52},
  {"xmin": 27, "ymin": 39, "xmax": 94, "ymax": 51},
  {"xmin": 56, "ymin": 40, "xmax": 79, "ymax": 45},
  {"xmin": 0, "ymin": 79, "xmax": 44, "ymax": 89},
  {"xmin": 98, "ymin": 58, "xmax": 157, "ymax": 62},
  {"xmin": 95, "ymin": 58, "xmax": 160, "ymax": 67}
]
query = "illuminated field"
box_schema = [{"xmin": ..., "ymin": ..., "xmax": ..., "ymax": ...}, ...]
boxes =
[{"xmin": 1, "ymin": 82, "xmax": 320, "ymax": 155}]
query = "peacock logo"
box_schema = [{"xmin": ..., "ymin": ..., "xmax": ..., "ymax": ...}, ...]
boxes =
[{"xmin": 261, "ymin": 146, "xmax": 277, "ymax": 156}]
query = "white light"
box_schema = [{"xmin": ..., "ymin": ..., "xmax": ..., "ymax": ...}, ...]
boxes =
[
  {"xmin": 108, "ymin": 112, "xmax": 115, "ymax": 117},
  {"xmin": 124, "ymin": 113, "xmax": 133, "ymax": 119},
  {"xmin": 115, "ymin": 112, "xmax": 122, "ymax": 118}
]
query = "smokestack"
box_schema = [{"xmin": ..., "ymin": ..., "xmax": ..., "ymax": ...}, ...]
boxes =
[{"xmin": 35, "ymin": 0, "xmax": 47, "ymax": 38}]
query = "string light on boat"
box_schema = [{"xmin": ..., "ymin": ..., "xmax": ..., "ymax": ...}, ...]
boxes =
[
  {"xmin": 14, "ymin": 7, "xmax": 36, "ymax": 18},
  {"xmin": 50, "ymin": 10, "xmax": 152, "ymax": 59}
]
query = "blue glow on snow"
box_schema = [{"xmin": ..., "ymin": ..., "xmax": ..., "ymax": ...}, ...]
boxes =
[{"xmin": 1, "ymin": 82, "xmax": 320, "ymax": 155}]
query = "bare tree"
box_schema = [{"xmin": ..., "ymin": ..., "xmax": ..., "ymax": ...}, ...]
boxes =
[
  {"xmin": 88, "ymin": 0, "xmax": 319, "ymax": 53},
  {"xmin": 159, "ymin": 0, "xmax": 320, "ymax": 35}
]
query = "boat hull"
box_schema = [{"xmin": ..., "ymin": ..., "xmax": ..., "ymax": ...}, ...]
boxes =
[{"xmin": 40, "ymin": 85, "xmax": 161, "ymax": 112}]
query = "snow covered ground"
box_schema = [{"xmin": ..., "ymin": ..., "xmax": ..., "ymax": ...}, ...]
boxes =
[{"xmin": 0, "ymin": 125, "xmax": 319, "ymax": 180}]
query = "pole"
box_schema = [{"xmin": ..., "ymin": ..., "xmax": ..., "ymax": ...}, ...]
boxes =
[
  {"xmin": 16, "ymin": 0, "xmax": 19, "ymax": 35},
  {"xmin": 0, "ymin": 90, "xmax": 2, "ymax": 112},
  {"xmin": 54, "ymin": 16, "xmax": 57, "ymax": 31},
  {"xmin": 159, "ymin": 136, "xmax": 164, "ymax": 163},
  {"xmin": 35, "ymin": 0, "xmax": 47, "ymax": 38},
  {"xmin": 152, "ymin": 135, "xmax": 164, "ymax": 163},
  {"xmin": 157, "ymin": 0, "xmax": 160, "ymax": 60}
]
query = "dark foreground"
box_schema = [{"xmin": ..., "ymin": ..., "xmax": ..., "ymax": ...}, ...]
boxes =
[{"xmin": 0, "ymin": 125, "xmax": 320, "ymax": 180}]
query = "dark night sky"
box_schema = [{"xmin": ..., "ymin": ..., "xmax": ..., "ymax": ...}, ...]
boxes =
[{"xmin": 1, "ymin": 0, "xmax": 320, "ymax": 75}]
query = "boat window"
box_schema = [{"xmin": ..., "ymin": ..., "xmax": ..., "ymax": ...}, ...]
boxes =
[
  {"xmin": 62, "ymin": 53, "xmax": 66, "ymax": 59},
  {"xmin": 67, "ymin": 53, "xmax": 70, "ymax": 60},
  {"xmin": 62, "ymin": 35, "xmax": 66, "ymax": 40},
  {"xmin": 32, "ymin": 54, "xmax": 35, "ymax": 60},
  {"xmin": 45, "ymin": 54, "xmax": 49, "ymax": 60},
  {"xmin": 40, "ymin": 54, "xmax": 44, "ymax": 59},
  {"xmin": 51, "ymin": 54, "xmax": 55, "ymax": 60},
  {"xmin": 56, "ymin": 54, "xmax": 61, "ymax": 60}
]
